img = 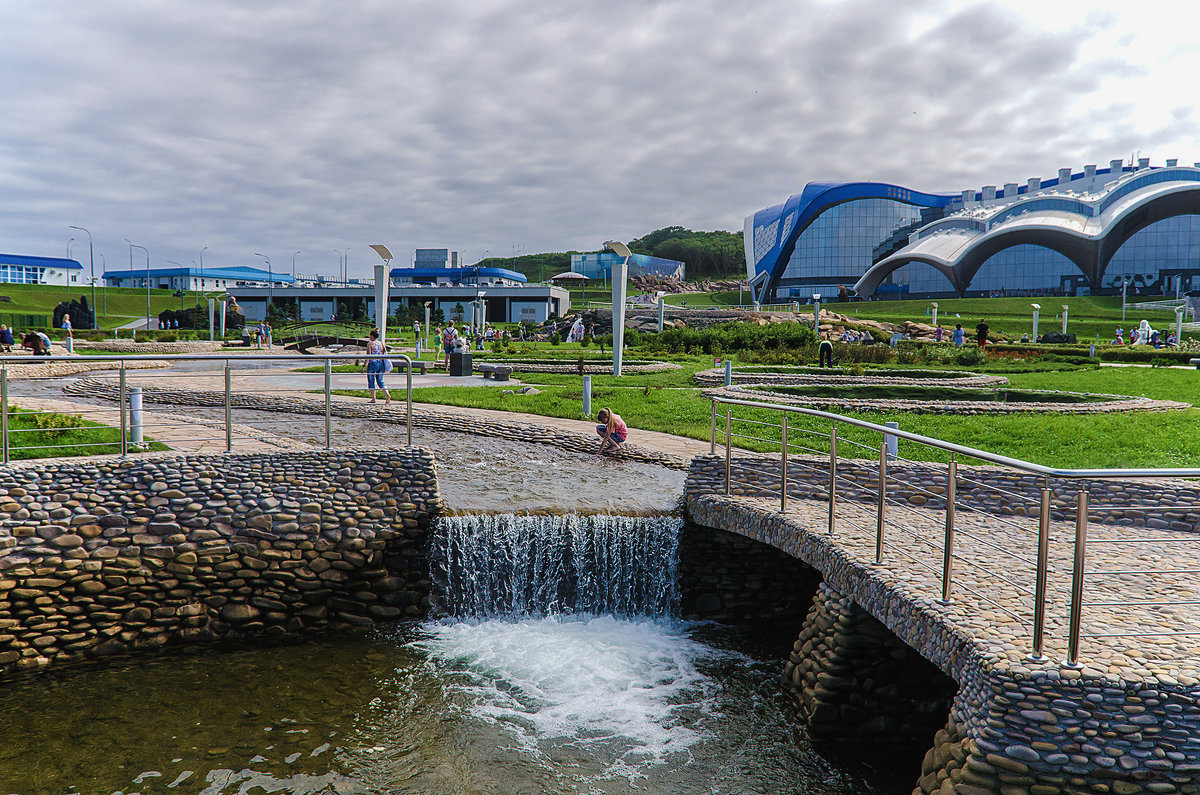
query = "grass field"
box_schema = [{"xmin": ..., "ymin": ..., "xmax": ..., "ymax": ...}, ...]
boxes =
[
  {"xmin": 0, "ymin": 282, "xmax": 184, "ymax": 329},
  {"xmin": 332, "ymin": 347, "xmax": 1200, "ymax": 469},
  {"xmin": 4, "ymin": 405, "xmax": 167, "ymax": 459}
]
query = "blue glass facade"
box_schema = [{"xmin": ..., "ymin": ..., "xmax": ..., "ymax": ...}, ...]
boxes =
[
  {"xmin": 1104, "ymin": 215, "xmax": 1200, "ymax": 294},
  {"xmin": 777, "ymin": 199, "xmax": 926, "ymax": 296}
]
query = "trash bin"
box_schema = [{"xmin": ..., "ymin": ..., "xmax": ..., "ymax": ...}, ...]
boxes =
[{"xmin": 449, "ymin": 352, "xmax": 473, "ymax": 376}]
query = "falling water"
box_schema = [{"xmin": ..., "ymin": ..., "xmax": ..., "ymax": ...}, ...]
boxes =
[{"xmin": 432, "ymin": 513, "xmax": 683, "ymax": 618}]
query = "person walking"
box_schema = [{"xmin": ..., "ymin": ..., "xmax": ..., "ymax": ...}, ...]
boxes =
[
  {"xmin": 952, "ymin": 323, "xmax": 965, "ymax": 347},
  {"xmin": 975, "ymin": 319, "xmax": 989, "ymax": 349},
  {"xmin": 0, "ymin": 325, "xmax": 13, "ymax": 353},
  {"xmin": 441, "ymin": 323, "xmax": 458, "ymax": 369},
  {"xmin": 61, "ymin": 313, "xmax": 73, "ymax": 354},
  {"xmin": 360, "ymin": 329, "xmax": 391, "ymax": 404}
]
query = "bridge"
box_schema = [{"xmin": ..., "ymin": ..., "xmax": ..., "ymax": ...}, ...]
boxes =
[{"xmin": 687, "ymin": 395, "xmax": 1200, "ymax": 794}]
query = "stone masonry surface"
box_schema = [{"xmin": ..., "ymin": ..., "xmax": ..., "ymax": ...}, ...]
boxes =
[
  {"xmin": 0, "ymin": 447, "xmax": 441, "ymax": 679},
  {"xmin": 686, "ymin": 456, "xmax": 1200, "ymax": 793},
  {"xmin": 62, "ymin": 374, "xmax": 692, "ymax": 470},
  {"xmin": 692, "ymin": 366, "xmax": 1009, "ymax": 389},
  {"xmin": 704, "ymin": 384, "xmax": 1190, "ymax": 415}
]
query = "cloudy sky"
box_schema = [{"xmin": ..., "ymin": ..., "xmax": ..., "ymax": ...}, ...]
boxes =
[{"xmin": 1, "ymin": 0, "xmax": 1198, "ymax": 280}]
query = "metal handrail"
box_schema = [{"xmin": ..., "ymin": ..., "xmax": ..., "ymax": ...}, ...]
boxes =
[
  {"xmin": 0, "ymin": 352, "xmax": 416, "ymax": 457},
  {"xmin": 712, "ymin": 395, "xmax": 1200, "ymax": 480},
  {"xmin": 710, "ymin": 394, "xmax": 1200, "ymax": 668}
]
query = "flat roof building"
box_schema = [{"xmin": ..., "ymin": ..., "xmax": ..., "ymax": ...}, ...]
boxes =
[
  {"xmin": 103, "ymin": 265, "xmax": 294, "ymax": 292},
  {"xmin": 745, "ymin": 159, "xmax": 1200, "ymax": 300},
  {"xmin": 0, "ymin": 253, "xmax": 83, "ymax": 286}
]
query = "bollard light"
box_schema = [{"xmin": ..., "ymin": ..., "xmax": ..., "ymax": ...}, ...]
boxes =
[{"xmin": 1061, "ymin": 304, "xmax": 1069, "ymax": 335}]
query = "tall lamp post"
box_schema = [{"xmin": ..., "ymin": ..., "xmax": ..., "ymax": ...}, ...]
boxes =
[
  {"xmin": 254, "ymin": 253, "xmax": 272, "ymax": 318},
  {"xmin": 369, "ymin": 245, "xmax": 394, "ymax": 342},
  {"xmin": 1122, "ymin": 278, "xmax": 1129, "ymax": 322},
  {"xmin": 165, "ymin": 261, "xmax": 185, "ymax": 310},
  {"xmin": 603, "ymin": 240, "xmax": 631, "ymax": 376},
  {"xmin": 98, "ymin": 253, "xmax": 107, "ymax": 318},
  {"xmin": 126, "ymin": 239, "xmax": 150, "ymax": 330},
  {"xmin": 66, "ymin": 238, "xmax": 75, "ymax": 298},
  {"xmin": 68, "ymin": 225, "xmax": 95, "ymax": 327},
  {"xmin": 198, "ymin": 246, "xmax": 207, "ymax": 308}
]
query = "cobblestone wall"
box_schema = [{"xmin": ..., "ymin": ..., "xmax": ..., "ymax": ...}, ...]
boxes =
[
  {"xmin": 686, "ymin": 461, "xmax": 1200, "ymax": 794},
  {"xmin": 785, "ymin": 582, "xmax": 956, "ymax": 744},
  {"xmin": 0, "ymin": 448, "xmax": 441, "ymax": 679},
  {"xmin": 688, "ymin": 453, "xmax": 1200, "ymax": 532}
]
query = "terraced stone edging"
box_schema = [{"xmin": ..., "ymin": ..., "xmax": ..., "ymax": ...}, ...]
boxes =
[
  {"xmin": 703, "ymin": 384, "xmax": 1189, "ymax": 414},
  {"xmin": 692, "ymin": 366, "xmax": 1008, "ymax": 388}
]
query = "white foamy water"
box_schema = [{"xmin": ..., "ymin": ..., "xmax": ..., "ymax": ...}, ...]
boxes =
[{"xmin": 415, "ymin": 614, "xmax": 719, "ymax": 778}]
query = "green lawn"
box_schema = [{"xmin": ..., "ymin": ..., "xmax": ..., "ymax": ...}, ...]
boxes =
[
  {"xmin": 340, "ymin": 348, "xmax": 1200, "ymax": 470},
  {"xmin": 819, "ymin": 295, "xmax": 1181, "ymax": 343},
  {"xmin": 0, "ymin": 282, "xmax": 184, "ymax": 329},
  {"xmin": 4, "ymin": 405, "xmax": 167, "ymax": 459}
]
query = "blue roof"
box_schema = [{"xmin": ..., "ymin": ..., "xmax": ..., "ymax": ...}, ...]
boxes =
[
  {"xmin": 389, "ymin": 266, "xmax": 527, "ymax": 283},
  {"xmin": 0, "ymin": 253, "xmax": 83, "ymax": 269},
  {"xmin": 102, "ymin": 265, "xmax": 295, "ymax": 283}
]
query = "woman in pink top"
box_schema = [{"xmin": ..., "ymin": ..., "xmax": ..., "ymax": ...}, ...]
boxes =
[{"xmin": 595, "ymin": 408, "xmax": 627, "ymax": 455}]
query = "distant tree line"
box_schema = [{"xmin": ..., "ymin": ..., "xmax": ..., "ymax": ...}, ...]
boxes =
[
  {"xmin": 472, "ymin": 226, "xmax": 745, "ymax": 283},
  {"xmin": 628, "ymin": 227, "xmax": 745, "ymax": 279}
]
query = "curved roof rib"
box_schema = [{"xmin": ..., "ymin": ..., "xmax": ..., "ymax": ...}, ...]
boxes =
[
  {"xmin": 856, "ymin": 175, "xmax": 1200, "ymax": 297},
  {"xmin": 745, "ymin": 181, "xmax": 957, "ymax": 302}
]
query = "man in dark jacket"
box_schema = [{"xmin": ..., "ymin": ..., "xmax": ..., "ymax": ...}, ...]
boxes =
[{"xmin": 975, "ymin": 319, "xmax": 989, "ymax": 348}]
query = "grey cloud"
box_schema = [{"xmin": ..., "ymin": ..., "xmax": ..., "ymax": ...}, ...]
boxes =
[{"xmin": 0, "ymin": 0, "xmax": 1194, "ymax": 277}]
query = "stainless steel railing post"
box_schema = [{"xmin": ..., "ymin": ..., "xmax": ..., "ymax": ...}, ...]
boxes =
[
  {"xmin": 1030, "ymin": 481, "xmax": 1052, "ymax": 662},
  {"xmin": 1, "ymin": 366, "xmax": 8, "ymax": 464},
  {"xmin": 224, "ymin": 362, "xmax": 232, "ymax": 452},
  {"xmin": 780, "ymin": 416, "xmax": 788, "ymax": 513},
  {"xmin": 827, "ymin": 425, "xmax": 837, "ymax": 534},
  {"xmin": 710, "ymin": 401, "xmax": 716, "ymax": 455},
  {"xmin": 724, "ymin": 408, "xmax": 732, "ymax": 496},
  {"xmin": 1066, "ymin": 489, "xmax": 1089, "ymax": 668},
  {"xmin": 404, "ymin": 355, "xmax": 413, "ymax": 447},
  {"xmin": 119, "ymin": 363, "xmax": 128, "ymax": 456},
  {"xmin": 875, "ymin": 440, "xmax": 886, "ymax": 564},
  {"xmin": 323, "ymin": 358, "xmax": 332, "ymax": 449},
  {"xmin": 939, "ymin": 455, "xmax": 957, "ymax": 605}
]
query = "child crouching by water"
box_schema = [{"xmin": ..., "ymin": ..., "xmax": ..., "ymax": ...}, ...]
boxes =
[{"xmin": 595, "ymin": 408, "xmax": 627, "ymax": 456}]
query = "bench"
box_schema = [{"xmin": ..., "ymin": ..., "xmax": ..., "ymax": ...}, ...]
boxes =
[
  {"xmin": 395, "ymin": 360, "xmax": 427, "ymax": 375},
  {"xmin": 1190, "ymin": 358, "xmax": 1200, "ymax": 370},
  {"xmin": 477, "ymin": 363, "xmax": 513, "ymax": 381}
]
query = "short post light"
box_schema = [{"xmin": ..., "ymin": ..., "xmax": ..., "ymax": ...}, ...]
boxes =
[
  {"xmin": 1175, "ymin": 305, "xmax": 1186, "ymax": 346},
  {"xmin": 930, "ymin": 302, "xmax": 938, "ymax": 329},
  {"xmin": 1061, "ymin": 304, "xmax": 1069, "ymax": 335},
  {"xmin": 812, "ymin": 293, "xmax": 822, "ymax": 337},
  {"xmin": 1031, "ymin": 303, "xmax": 1041, "ymax": 340}
]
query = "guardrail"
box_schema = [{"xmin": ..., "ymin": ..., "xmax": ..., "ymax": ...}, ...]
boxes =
[
  {"xmin": 709, "ymin": 395, "xmax": 1200, "ymax": 667},
  {"xmin": 0, "ymin": 353, "xmax": 415, "ymax": 460}
]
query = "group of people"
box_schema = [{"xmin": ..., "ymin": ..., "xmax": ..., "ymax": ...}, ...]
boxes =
[
  {"xmin": 0, "ymin": 313, "xmax": 73, "ymax": 356},
  {"xmin": 1113, "ymin": 320, "xmax": 1176, "ymax": 348}
]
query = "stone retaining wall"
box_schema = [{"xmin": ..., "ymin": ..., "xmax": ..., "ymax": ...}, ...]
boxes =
[
  {"xmin": 784, "ymin": 582, "xmax": 956, "ymax": 744},
  {"xmin": 72, "ymin": 340, "xmax": 231, "ymax": 354},
  {"xmin": 0, "ymin": 447, "xmax": 441, "ymax": 679},
  {"xmin": 688, "ymin": 453, "xmax": 1200, "ymax": 533},
  {"xmin": 677, "ymin": 521, "xmax": 820, "ymax": 630},
  {"xmin": 63, "ymin": 375, "xmax": 691, "ymax": 470},
  {"xmin": 686, "ymin": 466, "xmax": 1200, "ymax": 793}
]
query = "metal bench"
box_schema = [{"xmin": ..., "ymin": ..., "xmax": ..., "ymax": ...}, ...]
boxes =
[{"xmin": 477, "ymin": 363, "xmax": 513, "ymax": 381}]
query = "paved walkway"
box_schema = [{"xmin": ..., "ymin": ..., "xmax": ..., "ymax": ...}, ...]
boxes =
[{"xmin": 12, "ymin": 363, "xmax": 711, "ymax": 463}]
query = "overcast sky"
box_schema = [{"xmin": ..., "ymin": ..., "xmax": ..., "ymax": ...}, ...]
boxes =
[{"xmin": 1, "ymin": 0, "xmax": 1198, "ymax": 280}]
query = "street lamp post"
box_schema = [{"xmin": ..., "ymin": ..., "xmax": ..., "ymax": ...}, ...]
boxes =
[
  {"xmin": 198, "ymin": 246, "xmax": 207, "ymax": 308},
  {"xmin": 68, "ymin": 225, "xmax": 95, "ymax": 327},
  {"xmin": 165, "ymin": 261, "xmax": 186, "ymax": 311},
  {"xmin": 66, "ymin": 238, "xmax": 75, "ymax": 298},
  {"xmin": 423, "ymin": 301, "xmax": 431, "ymax": 354},
  {"xmin": 126, "ymin": 239, "xmax": 150, "ymax": 330},
  {"xmin": 98, "ymin": 253, "xmax": 107, "ymax": 319},
  {"xmin": 1122, "ymin": 278, "xmax": 1129, "ymax": 322},
  {"xmin": 603, "ymin": 240, "xmax": 631, "ymax": 376},
  {"xmin": 812, "ymin": 293, "xmax": 822, "ymax": 336},
  {"xmin": 254, "ymin": 253, "xmax": 272, "ymax": 318},
  {"xmin": 292, "ymin": 250, "xmax": 301, "ymax": 280}
]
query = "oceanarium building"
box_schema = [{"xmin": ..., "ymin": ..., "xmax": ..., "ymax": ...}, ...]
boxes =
[{"xmin": 744, "ymin": 158, "xmax": 1200, "ymax": 302}]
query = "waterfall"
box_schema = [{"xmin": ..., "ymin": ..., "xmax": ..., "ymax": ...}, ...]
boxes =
[{"xmin": 432, "ymin": 513, "xmax": 683, "ymax": 618}]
